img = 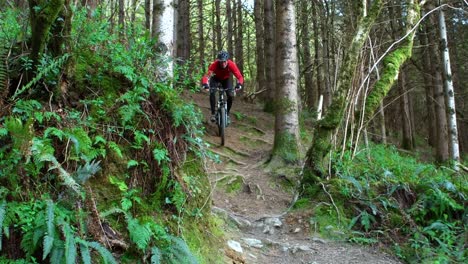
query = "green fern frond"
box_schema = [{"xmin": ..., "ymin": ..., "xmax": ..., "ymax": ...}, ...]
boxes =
[
  {"xmin": 65, "ymin": 127, "xmax": 93, "ymax": 159},
  {"xmin": 78, "ymin": 242, "xmax": 92, "ymax": 264},
  {"xmin": 43, "ymin": 200, "xmax": 55, "ymax": 260},
  {"xmin": 87, "ymin": 241, "xmax": 118, "ymax": 264},
  {"xmin": 50, "ymin": 247, "xmax": 64, "ymax": 264},
  {"xmin": 12, "ymin": 53, "xmax": 70, "ymax": 100},
  {"xmin": 44, "ymin": 127, "xmax": 66, "ymax": 140},
  {"xmin": 0, "ymin": 200, "xmax": 6, "ymax": 250},
  {"xmin": 108, "ymin": 141, "xmax": 123, "ymax": 158},
  {"xmin": 30, "ymin": 138, "xmax": 81, "ymax": 193},
  {"xmin": 127, "ymin": 216, "xmax": 152, "ymax": 250},
  {"xmin": 165, "ymin": 236, "xmax": 199, "ymax": 264},
  {"xmin": 151, "ymin": 246, "xmax": 162, "ymax": 264},
  {"xmin": 74, "ymin": 160, "xmax": 101, "ymax": 184},
  {"xmin": 100, "ymin": 207, "xmax": 126, "ymax": 218},
  {"xmin": 62, "ymin": 222, "xmax": 77, "ymax": 264},
  {"xmin": 12, "ymin": 99, "xmax": 42, "ymax": 117}
]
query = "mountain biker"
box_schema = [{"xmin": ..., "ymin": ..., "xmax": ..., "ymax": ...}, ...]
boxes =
[{"xmin": 201, "ymin": 50, "xmax": 244, "ymax": 124}]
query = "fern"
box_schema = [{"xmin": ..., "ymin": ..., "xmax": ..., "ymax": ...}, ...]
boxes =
[
  {"xmin": 151, "ymin": 246, "xmax": 162, "ymax": 264},
  {"xmin": 163, "ymin": 235, "xmax": 199, "ymax": 264},
  {"xmin": 43, "ymin": 200, "xmax": 55, "ymax": 260},
  {"xmin": 12, "ymin": 53, "xmax": 70, "ymax": 99},
  {"xmin": 0, "ymin": 200, "xmax": 6, "ymax": 250},
  {"xmin": 87, "ymin": 241, "xmax": 118, "ymax": 264},
  {"xmin": 78, "ymin": 241, "xmax": 92, "ymax": 264},
  {"xmin": 127, "ymin": 215, "xmax": 152, "ymax": 250},
  {"xmin": 74, "ymin": 160, "xmax": 101, "ymax": 184},
  {"xmin": 62, "ymin": 222, "xmax": 77, "ymax": 264},
  {"xmin": 108, "ymin": 141, "xmax": 123, "ymax": 158},
  {"xmin": 64, "ymin": 127, "xmax": 93, "ymax": 160}
]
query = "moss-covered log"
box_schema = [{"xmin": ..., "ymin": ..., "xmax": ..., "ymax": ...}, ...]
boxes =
[{"xmin": 303, "ymin": 0, "xmax": 384, "ymax": 178}]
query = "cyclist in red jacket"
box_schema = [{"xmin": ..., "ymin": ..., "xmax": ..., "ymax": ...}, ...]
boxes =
[{"xmin": 202, "ymin": 50, "xmax": 244, "ymax": 123}]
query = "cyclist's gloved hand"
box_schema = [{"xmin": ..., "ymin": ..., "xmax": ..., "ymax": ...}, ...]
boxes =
[
  {"xmin": 235, "ymin": 83, "xmax": 242, "ymax": 92},
  {"xmin": 202, "ymin": 83, "xmax": 209, "ymax": 90}
]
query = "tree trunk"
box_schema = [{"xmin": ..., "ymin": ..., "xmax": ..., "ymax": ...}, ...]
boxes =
[
  {"xmin": 272, "ymin": 0, "xmax": 300, "ymax": 164},
  {"xmin": 176, "ymin": 0, "xmax": 190, "ymax": 61},
  {"xmin": 303, "ymin": 0, "xmax": 384, "ymax": 178},
  {"xmin": 312, "ymin": 2, "xmax": 322, "ymax": 112},
  {"xmin": 28, "ymin": 0, "xmax": 65, "ymax": 68},
  {"xmin": 254, "ymin": 0, "xmax": 266, "ymax": 96},
  {"xmin": 398, "ymin": 70, "xmax": 415, "ymax": 150},
  {"xmin": 226, "ymin": 0, "xmax": 233, "ymax": 56},
  {"xmin": 438, "ymin": 5, "xmax": 460, "ymax": 167},
  {"xmin": 197, "ymin": 0, "xmax": 204, "ymax": 67},
  {"xmin": 320, "ymin": 2, "xmax": 332, "ymax": 109},
  {"xmin": 300, "ymin": 1, "xmax": 315, "ymax": 110},
  {"xmin": 235, "ymin": 0, "xmax": 244, "ymax": 74},
  {"xmin": 263, "ymin": 0, "xmax": 275, "ymax": 112},
  {"xmin": 426, "ymin": 4, "xmax": 449, "ymax": 163},
  {"xmin": 145, "ymin": 0, "xmax": 151, "ymax": 31},
  {"xmin": 118, "ymin": 0, "xmax": 124, "ymax": 35},
  {"xmin": 215, "ymin": 0, "xmax": 222, "ymax": 52},
  {"xmin": 419, "ymin": 23, "xmax": 437, "ymax": 147},
  {"xmin": 154, "ymin": 0, "xmax": 176, "ymax": 78}
]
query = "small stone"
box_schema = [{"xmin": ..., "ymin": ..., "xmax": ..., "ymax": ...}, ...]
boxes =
[
  {"xmin": 242, "ymin": 238, "xmax": 263, "ymax": 248},
  {"xmin": 227, "ymin": 240, "xmax": 243, "ymax": 253},
  {"xmin": 293, "ymin": 227, "xmax": 301, "ymax": 233}
]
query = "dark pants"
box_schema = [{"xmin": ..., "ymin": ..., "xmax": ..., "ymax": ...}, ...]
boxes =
[{"xmin": 209, "ymin": 76, "xmax": 234, "ymax": 115}]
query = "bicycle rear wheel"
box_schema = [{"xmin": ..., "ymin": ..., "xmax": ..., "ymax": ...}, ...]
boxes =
[{"xmin": 219, "ymin": 107, "xmax": 226, "ymax": 146}]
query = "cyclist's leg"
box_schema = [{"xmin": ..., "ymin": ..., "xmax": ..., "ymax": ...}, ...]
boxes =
[
  {"xmin": 221, "ymin": 79, "xmax": 234, "ymax": 115},
  {"xmin": 209, "ymin": 77, "xmax": 218, "ymax": 116}
]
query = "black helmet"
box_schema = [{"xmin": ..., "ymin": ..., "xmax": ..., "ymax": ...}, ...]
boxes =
[{"xmin": 217, "ymin": 50, "xmax": 229, "ymax": 61}]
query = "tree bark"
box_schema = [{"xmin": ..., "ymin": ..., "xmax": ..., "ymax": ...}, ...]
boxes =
[
  {"xmin": 28, "ymin": 0, "xmax": 64, "ymax": 67},
  {"xmin": 235, "ymin": 0, "xmax": 244, "ymax": 74},
  {"xmin": 145, "ymin": 0, "xmax": 151, "ymax": 31},
  {"xmin": 197, "ymin": 0, "xmax": 204, "ymax": 68},
  {"xmin": 254, "ymin": 0, "xmax": 266, "ymax": 95},
  {"xmin": 272, "ymin": 0, "xmax": 300, "ymax": 164},
  {"xmin": 398, "ymin": 70, "xmax": 415, "ymax": 150},
  {"xmin": 438, "ymin": 5, "xmax": 460, "ymax": 167},
  {"xmin": 426, "ymin": 4, "xmax": 449, "ymax": 163},
  {"xmin": 263, "ymin": 0, "xmax": 275, "ymax": 111},
  {"xmin": 215, "ymin": 0, "xmax": 222, "ymax": 52},
  {"xmin": 176, "ymin": 0, "xmax": 190, "ymax": 61},
  {"xmin": 154, "ymin": 0, "xmax": 176, "ymax": 77},
  {"xmin": 300, "ymin": 1, "xmax": 315, "ymax": 110},
  {"xmin": 226, "ymin": 0, "xmax": 233, "ymax": 56},
  {"xmin": 419, "ymin": 23, "xmax": 437, "ymax": 147}
]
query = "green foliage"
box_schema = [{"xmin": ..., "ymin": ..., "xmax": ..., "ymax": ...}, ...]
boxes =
[
  {"xmin": 1, "ymin": 199, "xmax": 116, "ymax": 263},
  {"xmin": 12, "ymin": 53, "xmax": 70, "ymax": 99},
  {"xmin": 329, "ymin": 143, "xmax": 467, "ymax": 262}
]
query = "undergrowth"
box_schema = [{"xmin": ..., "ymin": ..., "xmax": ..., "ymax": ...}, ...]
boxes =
[
  {"xmin": 0, "ymin": 5, "xmax": 219, "ymax": 264},
  {"xmin": 309, "ymin": 144, "xmax": 467, "ymax": 263}
]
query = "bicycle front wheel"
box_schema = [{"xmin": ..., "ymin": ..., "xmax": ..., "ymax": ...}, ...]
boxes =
[{"xmin": 219, "ymin": 107, "xmax": 226, "ymax": 146}]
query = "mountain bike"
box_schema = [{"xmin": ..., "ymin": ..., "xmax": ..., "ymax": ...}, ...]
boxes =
[{"xmin": 212, "ymin": 82, "xmax": 228, "ymax": 146}]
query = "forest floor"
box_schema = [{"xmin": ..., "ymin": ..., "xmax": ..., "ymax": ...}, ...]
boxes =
[{"xmin": 185, "ymin": 90, "xmax": 402, "ymax": 264}]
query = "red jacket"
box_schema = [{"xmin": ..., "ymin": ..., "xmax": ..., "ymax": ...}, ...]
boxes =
[{"xmin": 201, "ymin": 59, "xmax": 244, "ymax": 85}]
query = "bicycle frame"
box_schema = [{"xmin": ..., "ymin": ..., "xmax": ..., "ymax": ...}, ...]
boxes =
[{"xmin": 211, "ymin": 83, "xmax": 228, "ymax": 145}]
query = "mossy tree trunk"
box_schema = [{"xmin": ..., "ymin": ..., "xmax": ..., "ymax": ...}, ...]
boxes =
[
  {"xmin": 271, "ymin": 0, "xmax": 300, "ymax": 164},
  {"xmin": 28, "ymin": 0, "xmax": 64, "ymax": 68},
  {"xmin": 303, "ymin": 0, "xmax": 384, "ymax": 179},
  {"xmin": 363, "ymin": 0, "xmax": 421, "ymax": 122}
]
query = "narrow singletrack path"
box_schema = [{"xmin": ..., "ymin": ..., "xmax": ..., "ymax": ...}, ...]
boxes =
[{"xmin": 186, "ymin": 91, "xmax": 401, "ymax": 264}]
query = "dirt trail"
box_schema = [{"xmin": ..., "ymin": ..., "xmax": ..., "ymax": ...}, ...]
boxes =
[{"xmin": 185, "ymin": 91, "xmax": 401, "ymax": 264}]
